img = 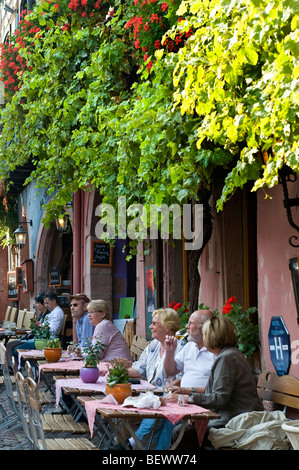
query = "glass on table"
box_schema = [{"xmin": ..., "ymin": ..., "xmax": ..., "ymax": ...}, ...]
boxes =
[
  {"xmin": 162, "ymin": 377, "xmax": 174, "ymax": 395},
  {"xmin": 175, "ymin": 329, "xmax": 188, "ymax": 340}
]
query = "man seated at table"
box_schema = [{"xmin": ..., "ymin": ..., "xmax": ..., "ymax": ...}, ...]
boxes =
[
  {"xmin": 12, "ymin": 292, "xmax": 65, "ymax": 369},
  {"xmin": 68, "ymin": 293, "xmax": 94, "ymax": 349},
  {"xmin": 43, "ymin": 291, "xmax": 65, "ymax": 337}
]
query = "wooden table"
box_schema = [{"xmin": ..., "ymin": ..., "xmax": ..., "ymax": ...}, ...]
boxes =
[
  {"xmin": 0, "ymin": 329, "xmax": 31, "ymax": 346},
  {"xmin": 78, "ymin": 395, "xmax": 220, "ymax": 450},
  {"xmin": 54, "ymin": 376, "xmax": 156, "ymax": 421},
  {"xmin": 17, "ymin": 350, "xmax": 84, "ymax": 389}
]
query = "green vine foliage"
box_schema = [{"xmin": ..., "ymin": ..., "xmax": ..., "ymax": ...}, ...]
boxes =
[
  {"xmin": 167, "ymin": 0, "xmax": 299, "ymax": 208},
  {"xmin": 0, "ymin": 192, "xmax": 19, "ymax": 247},
  {"xmin": 0, "ymin": 0, "xmax": 298, "ymax": 237}
]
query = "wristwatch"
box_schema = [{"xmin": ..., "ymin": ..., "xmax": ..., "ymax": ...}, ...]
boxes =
[{"xmin": 188, "ymin": 394, "xmax": 194, "ymax": 404}]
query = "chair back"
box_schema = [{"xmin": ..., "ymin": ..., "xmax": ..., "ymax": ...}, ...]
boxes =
[
  {"xmin": 25, "ymin": 361, "xmax": 41, "ymax": 399},
  {"xmin": 59, "ymin": 314, "xmax": 68, "ymax": 348},
  {"xmin": 23, "ymin": 310, "xmax": 36, "ymax": 329},
  {"xmin": 23, "ymin": 376, "xmax": 47, "ymax": 450},
  {"xmin": 0, "ymin": 343, "xmax": 21, "ymax": 420},
  {"xmin": 16, "ymin": 310, "xmax": 26, "ymax": 329},
  {"xmin": 10, "ymin": 307, "xmax": 18, "ymax": 323},
  {"xmin": 4, "ymin": 306, "xmax": 12, "ymax": 321},
  {"xmin": 15, "ymin": 370, "xmax": 32, "ymax": 448}
]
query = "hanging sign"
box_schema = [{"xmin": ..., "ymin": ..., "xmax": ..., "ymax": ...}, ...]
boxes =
[{"xmin": 268, "ymin": 316, "xmax": 291, "ymax": 376}]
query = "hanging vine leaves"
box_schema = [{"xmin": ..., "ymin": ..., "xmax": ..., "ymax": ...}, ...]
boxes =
[
  {"xmin": 0, "ymin": 0, "xmax": 298, "ymax": 238},
  {"xmin": 166, "ymin": 0, "xmax": 299, "ymax": 209}
]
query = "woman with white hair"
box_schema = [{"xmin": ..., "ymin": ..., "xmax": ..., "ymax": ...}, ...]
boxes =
[{"xmin": 87, "ymin": 299, "xmax": 131, "ymax": 361}]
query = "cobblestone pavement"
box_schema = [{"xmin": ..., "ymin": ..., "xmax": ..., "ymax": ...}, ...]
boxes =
[
  {"xmin": 0, "ymin": 376, "xmax": 105, "ymax": 451},
  {"xmin": 0, "ymin": 384, "xmax": 30, "ymax": 450},
  {"xmin": 0, "ymin": 376, "xmax": 69, "ymax": 450}
]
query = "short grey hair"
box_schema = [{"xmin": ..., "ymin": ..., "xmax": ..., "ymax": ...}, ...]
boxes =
[{"xmin": 87, "ymin": 299, "xmax": 111, "ymax": 320}]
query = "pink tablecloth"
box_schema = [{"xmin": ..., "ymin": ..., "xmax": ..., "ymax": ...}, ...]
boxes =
[
  {"xmin": 18, "ymin": 350, "xmax": 44, "ymax": 369},
  {"xmin": 85, "ymin": 399, "xmax": 210, "ymax": 445},
  {"xmin": 18, "ymin": 349, "xmax": 85, "ymax": 370},
  {"xmin": 55, "ymin": 377, "xmax": 155, "ymax": 407}
]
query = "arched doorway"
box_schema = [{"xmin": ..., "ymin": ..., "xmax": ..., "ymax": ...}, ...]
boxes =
[{"xmin": 34, "ymin": 221, "xmax": 73, "ymax": 297}]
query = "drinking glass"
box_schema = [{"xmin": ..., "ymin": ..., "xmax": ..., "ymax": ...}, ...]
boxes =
[
  {"xmin": 175, "ymin": 329, "xmax": 188, "ymax": 340},
  {"xmin": 163, "ymin": 377, "xmax": 173, "ymax": 395}
]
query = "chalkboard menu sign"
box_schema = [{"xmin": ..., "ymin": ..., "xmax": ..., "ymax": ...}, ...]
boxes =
[
  {"xmin": 21, "ymin": 259, "xmax": 34, "ymax": 292},
  {"xmin": 7, "ymin": 271, "xmax": 19, "ymax": 301},
  {"xmin": 16, "ymin": 267, "xmax": 23, "ymax": 286},
  {"xmin": 91, "ymin": 240, "xmax": 113, "ymax": 267},
  {"xmin": 49, "ymin": 266, "xmax": 61, "ymax": 287}
]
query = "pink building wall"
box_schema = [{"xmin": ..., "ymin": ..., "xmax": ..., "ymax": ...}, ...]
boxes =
[
  {"xmin": 257, "ymin": 183, "xmax": 299, "ymax": 377},
  {"xmin": 199, "ymin": 182, "xmax": 299, "ymax": 378}
]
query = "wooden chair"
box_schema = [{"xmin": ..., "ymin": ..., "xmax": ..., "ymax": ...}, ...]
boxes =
[
  {"xmin": 25, "ymin": 361, "xmax": 55, "ymax": 406},
  {"xmin": 130, "ymin": 335, "xmax": 150, "ymax": 361},
  {"xmin": 13, "ymin": 356, "xmax": 91, "ymax": 435},
  {"xmin": 10, "ymin": 307, "xmax": 18, "ymax": 323},
  {"xmin": 0, "ymin": 343, "xmax": 26, "ymax": 449},
  {"xmin": 16, "ymin": 310, "xmax": 26, "ymax": 329},
  {"xmin": 123, "ymin": 319, "xmax": 136, "ymax": 349},
  {"xmin": 17, "ymin": 372, "xmax": 99, "ymax": 450},
  {"xmin": 22, "ymin": 310, "xmax": 36, "ymax": 330},
  {"xmin": 4, "ymin": 306, "xmax": 12, "ymax": 322},
  {"xmin": 58, "ymin": 314, "xmax": 68, "ymax": 349},
  {"xmin": 257, "ymin": 371, "xmax": 299, "ymax": 418}
]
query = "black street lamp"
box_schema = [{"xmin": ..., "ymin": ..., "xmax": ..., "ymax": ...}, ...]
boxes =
[{"xmin": 13, "ymin": 221, "xmax": 32, "ymax": 249}]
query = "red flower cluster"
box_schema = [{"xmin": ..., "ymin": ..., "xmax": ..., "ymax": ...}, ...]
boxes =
[
  {"xmin": 125, "ymin": 0, "xmax": 193, "ymax": 71},
  {"xmin": 0, "ymin": 10, "xmax": 41, "ymax": 97},
  {"xmin": 168, "ymin": 302, "xmax": 188, "ymax": 312},
  {"xmin": 68, "ymin": 0, "xmax": 104, "ymax": 18},
  {"xmin": 0, "ymin": 43, "xmax": 24, "ymax": 95},
  {"xmin": 222, "ymin": 296, "xmax": 237, "ymax": 314}
]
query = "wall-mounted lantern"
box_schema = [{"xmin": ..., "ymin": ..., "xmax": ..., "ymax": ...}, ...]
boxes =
[
  {"xmin": 56, "ymin": 214, "xmax": 69, "ymax": 231},
  {"xmin": 13, "ymin": 220, "xmax": 32, "ymax": 249}
]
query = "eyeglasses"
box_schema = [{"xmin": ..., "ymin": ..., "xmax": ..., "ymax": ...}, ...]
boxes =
[{"xmin": 70, "ymin": 303, "xmax": 79, "ymax": 307}]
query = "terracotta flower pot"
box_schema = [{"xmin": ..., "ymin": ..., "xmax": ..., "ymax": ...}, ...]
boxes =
[
  {"xmin": 105, "ymin": 383, "xmax": 132, "ymax": 404},
  {"xmin": 44, "ymin": 347, "xmax": 62, "ymax": 363},
  {"xmin": 80, "ymin": 367, "xmax": 100, "ymax": 383}
]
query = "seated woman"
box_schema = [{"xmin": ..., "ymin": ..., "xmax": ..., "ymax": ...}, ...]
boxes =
[
  {"xmin": 123, "ymin": 307, "xmax": 185, "ymax": 449},
  {"xmin": 86, "ymin": 299, "xmax": 131, "ymax": 361},
  {"xmin": 169, "ymin": 315, "xmax": 264, "ymax": 449}
]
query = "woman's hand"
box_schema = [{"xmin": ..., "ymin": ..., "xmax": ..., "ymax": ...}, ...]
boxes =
[
  {"xmin": 164, "ymin": 335, "xmax": 177, "ymax": 353},
  {"xmin": 165, "ymin": 392, "xmax": 180, "ymax": 403}
]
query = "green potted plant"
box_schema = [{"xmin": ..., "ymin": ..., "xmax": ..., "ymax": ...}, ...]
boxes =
[
  {"xmin": 44, "ymin": 337, "xmax": 62, "ymax": 363},
  {"xmin": 80, "ymin": 337, "xmax": 106, "ymax": 383},
  {"xmin": 30, "ymin": 319, "xmax": 51, "ymax": 350},
  {"xmin": 221, "ymin": 296, "xmax": 259, "ymax": 359},
  {"xmin": 105, "ymin": 358, "xmax": 132, "ymax": 404}
]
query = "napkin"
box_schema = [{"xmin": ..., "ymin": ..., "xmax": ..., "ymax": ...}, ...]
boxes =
[
  {"xmin": 100, "ymin": 394, "xmax": 118, "ymax": 405},
  {"xmin": 122, "ymin": 392, "xmax": 161, "ymax": 409}
]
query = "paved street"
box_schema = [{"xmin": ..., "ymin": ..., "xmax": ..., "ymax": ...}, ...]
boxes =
[{"xmin": 0, "ymin": 385, "xmax": 29, "ymax": 450}]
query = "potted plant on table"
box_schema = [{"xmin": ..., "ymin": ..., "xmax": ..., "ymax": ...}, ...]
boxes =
[
  {"xmin": 44, "ymin": 337, "xmax": 62, "ymax": 363},
  {"xmin": 80, "ymin": 337, "xmax": 106, "ymax": 384},
  {"xmin": 30, "ymin": 319, "xmax": 51, "ymax": 350},
  {"xmin": 106, "ymin": 358, "xmax": 132, "ymax": 404}
]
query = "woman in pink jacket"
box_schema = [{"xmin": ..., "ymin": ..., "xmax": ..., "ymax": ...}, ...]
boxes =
[{"xmin": 87, "ymin": 299, "xmax": 131, "ymax": 361}]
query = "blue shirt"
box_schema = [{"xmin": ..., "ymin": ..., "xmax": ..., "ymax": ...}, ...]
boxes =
[{"xmin": 76, "ymin": 313, "xmax": 94, "ymax": 348}]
